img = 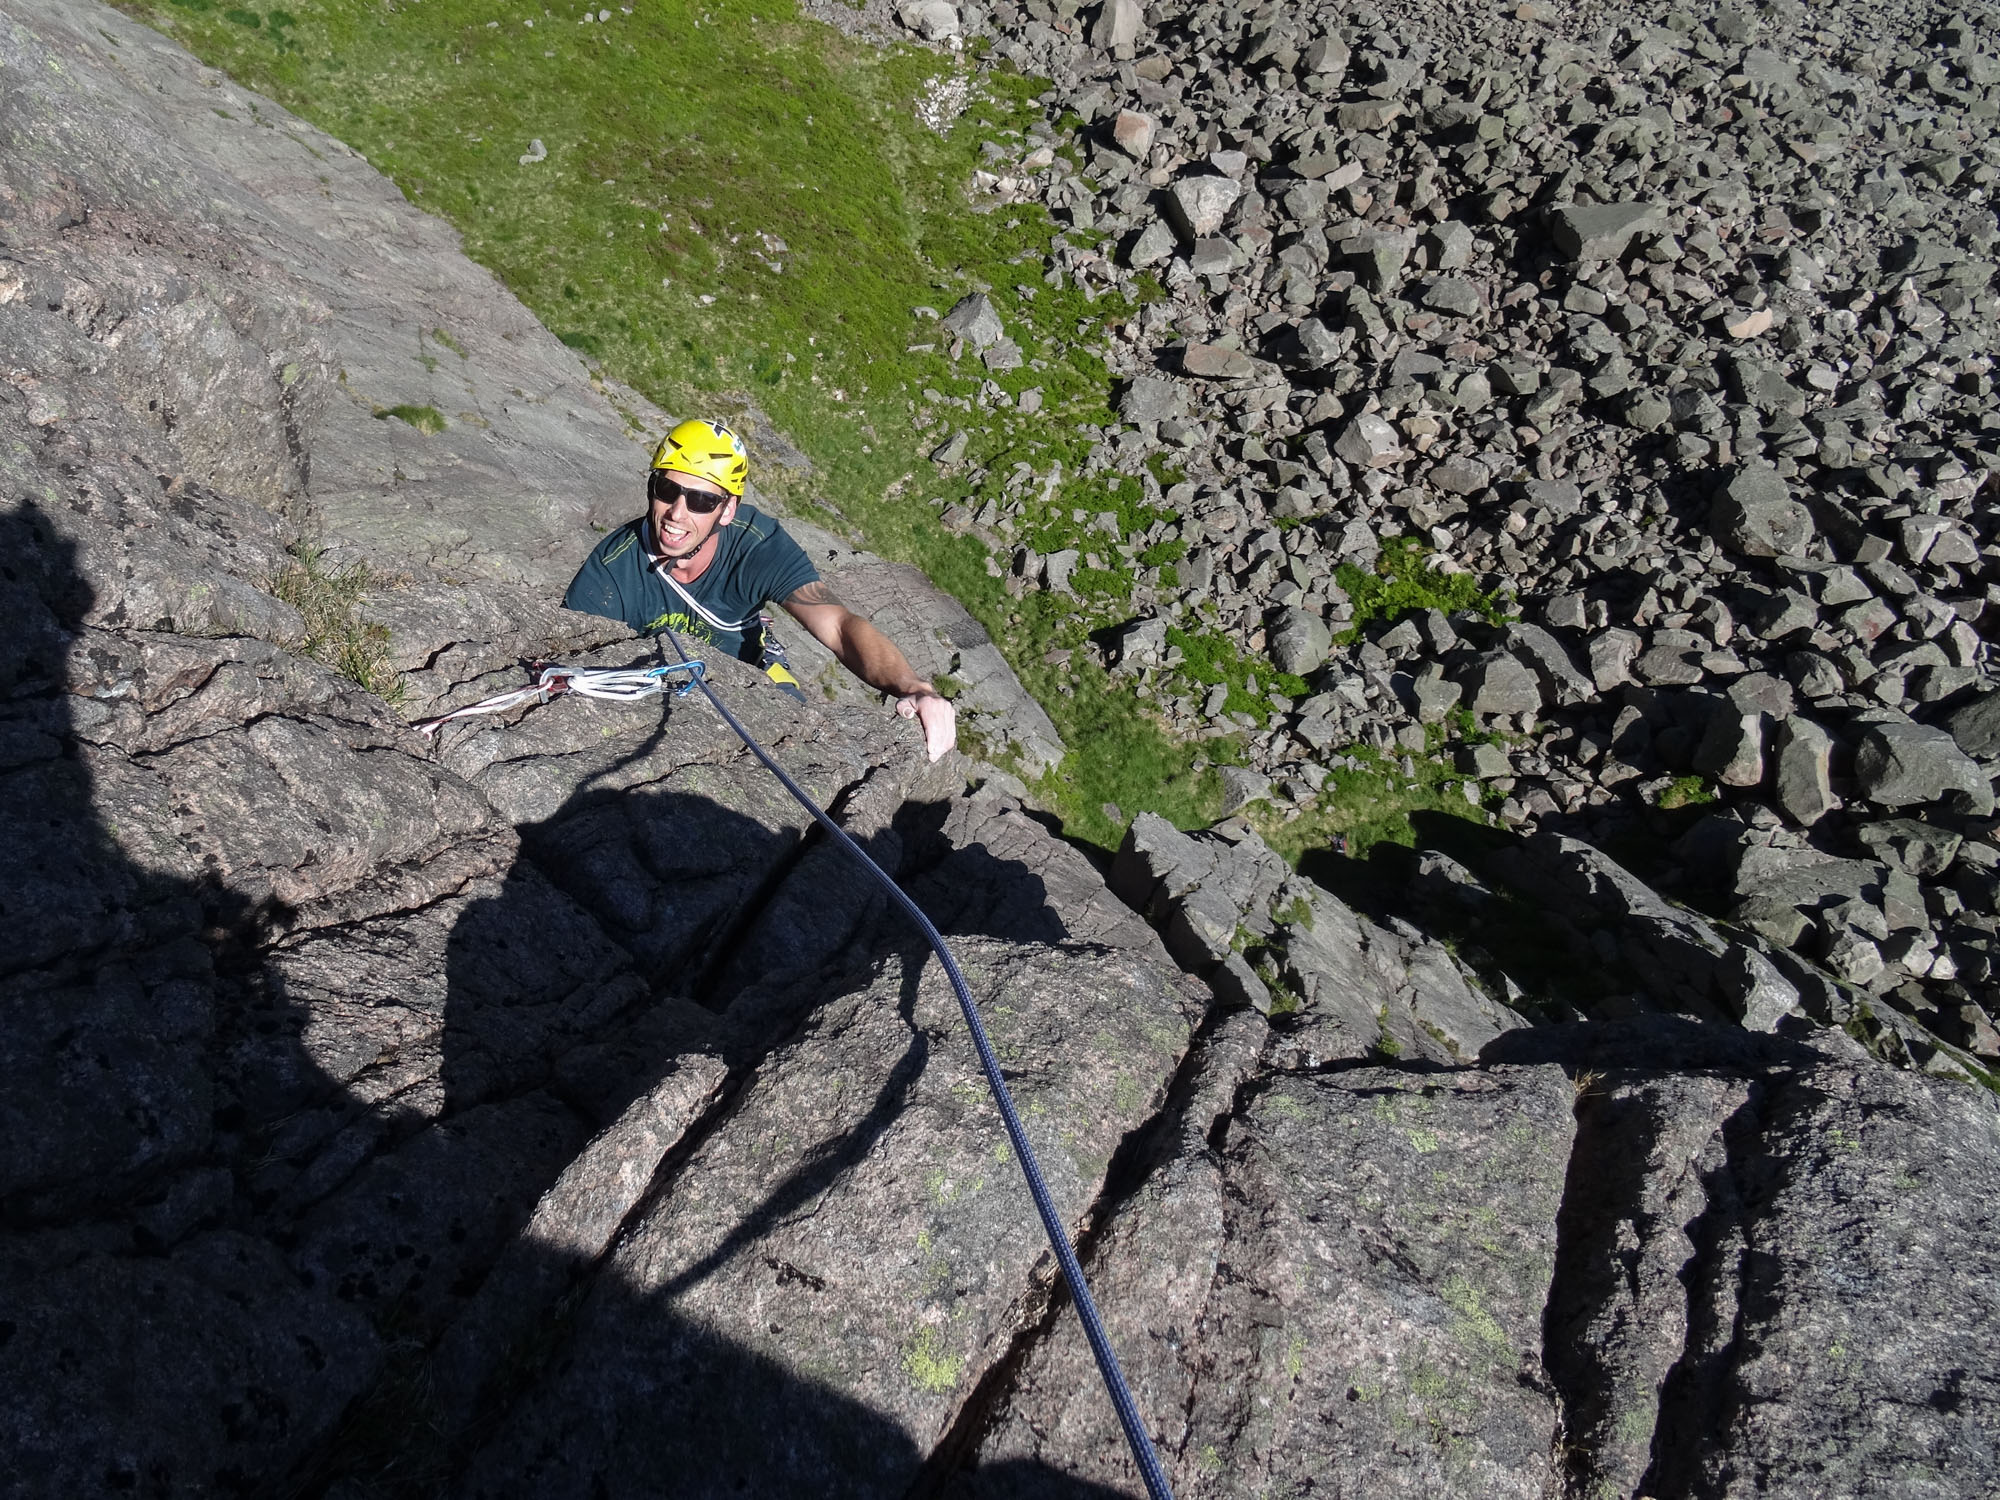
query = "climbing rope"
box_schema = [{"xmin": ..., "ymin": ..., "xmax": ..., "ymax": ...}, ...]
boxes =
[
  {"xmin": 652, "ymin": 630, "xmax": 1176, "ymax": 1500},
  {"xmin": 410, "ymin": 642, "xmax": 1175, "ymax": 1497},
  {"xmin": 409, "ymin": 660, "xmax": 707, "ymax": 738}
]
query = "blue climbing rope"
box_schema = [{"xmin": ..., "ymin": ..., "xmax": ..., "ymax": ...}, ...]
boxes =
[{"xmin": 658, "ymin": 630, "xmax": 1176, "ymax": 1500}]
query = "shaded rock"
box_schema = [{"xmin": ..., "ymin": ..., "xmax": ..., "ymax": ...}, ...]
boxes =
[
  {"xmin": 1549, "ymin": 202, "xmax": 1663, "ymax": 261},
  {"xmin": 1489, "ymin": 835, "xmax": 1799, "ymax": 1029},
  {"xmin": 1855, "ymin": 819, "xmax": 1963, "ymax": 879},
  {"xmin": 1853, "ymin": 721, "xmax": 1994, "ymax": 814},
  {"xmin": 1694, "ymin": 710, "xmax": 1766, "ymax": 788},
  {"xmin": 1505, "ymin": 623, "xmax": 1594, "ymax": 706},
  {"xmin": 1945, "ymin": 691, "xmax": 2000, "ymax": 761},
  {"xmin": 465, "ymin": 938, "xmax": 1197, "ymax": 1496},
  {"xmin": 1772, "ymin": 717, "xmax": 1838, "ymax": 825},
  {"xmin": 1711, "ymin": 465, "xmax": 1815, "ymax": 558}
]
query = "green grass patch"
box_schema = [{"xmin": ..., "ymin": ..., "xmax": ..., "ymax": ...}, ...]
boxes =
[
  {"xmin": 1166, "ymin": 626, "xmax": 1307, "ymax": 723},
  {"xmin": 269, "ymin": 541, "xmax": 404, "ymax": 703},
  {"xmin": 1654, "ymin": 773, "xmax": 1716, "ymax": 810},
  {"xmin": 1251, "ymin": 745, "xmax": 1492, "ymax": 865},
  {"xmin": 376, "ymin": 402, "xmax": 447, "ymax": 433},
  {"xmin": 1336, "ymin": 536, "xmax": 1509, "ymax": 641}
]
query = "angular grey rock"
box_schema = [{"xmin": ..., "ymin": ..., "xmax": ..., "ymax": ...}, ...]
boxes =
[
  {"xmin": 1165, "ymin": 175, "xmax": 1242, "ymax": 240},
  {"xmin": 1342, "ymin": 227, "xmax": 1414, "ymax": 289},
  {"xmin": 1218, "ymin": 765, "xmax": 1274, "ymax": 814},
  {"xmin": 1111, "ymin": 614, "xmax": 1169, "ymax": 669},
  {"xmin": 1633, "ymin": 630, "xmax": 1710, "ymax": 687},
  {"xmin": 930, "ymin": 429, "xmax": 969, "ymax": 465},
  {"xmin": 1268, "ymin": 607, "xmax": 1332, "ymax": 675},
  {"xmin": 1188, "ymin": 237, "xmax": 1234, "ymax": 277},
  {"xmin": 1490, "ymin": 836, "xmax": 1800, "ymax": 1027},
  {"xmin": 1460, "ymin": 650, "xmax": 1545, "ymax": 719},
  {"xmin": 1302, "ymin": 34, "xmax": 1350, "ymax": 74},
  {"xmin": 1127, "ymin": 217, "xmax": 1177, "ymax": 268},
  {"xmin": 980, "ymin": 338, "xmax": 1023, "ymax": 372},
  {"xmin": 1772, "ymin": 717, "xmax": 1838, "ymax": 825},
  {"xmin": 1549, "ymin": 202, "xmax": 1663, "ymax": 262},
  {"xmin": 1505, "ymin": 623, "xmax": 1594, "ymax": 706},
  {"xmin": 1584, "ymin": 628, "xmax": 1648, "ymax": 692},
  {"xmin": 1945, "ymin": 692, "xmax": 2000, "ymax": 761},
  {"xmin": 1109, "ymin": 811, "xmax": 1216, "ymax": 916},
  {"xmin": 1332, "ymin": 412, "xmax": 1404, "ymax": 468},
  {"xmin": 1411, "ymin": 661, "xmax": 1462, "ymax": 722},
  {"xmin": 1295, "ymin": 316, "xmax": 1343, "ymax": 366},
  {"xmin": 1088, "ymin": 0, "xmax": 1143, "ymax": 55},
  {"xmin": 1210, "ymin": 949, "xmax": 1273, "ymax": 1014},
  {"xmin": 1458, "ymin": 742, "xmax": 1512, "ymax": 778},
  {"xmin": 896, "ymin": 0, "xmax": 961, "ymax": 40},
  {"xmin": 1711, "ymin": 465, "xmax": 1815, "ymax": 558},
  {"xmin": 1430, "ymin": 458, "xmax": 1491, "ymax": 495},
  {"xmin": 1422, "ymin": 276, "xmax": 1482, "ymax": 316},
  {"xmin": 1855, "ymin": 819, "xmax": 1963, "ymax": 879},
  {"xmin": 1110, "ymin": 107, "xmax": 1154, "ymax": 159},
  {"xmin": 1179, "ymin": 342, "xmax": 1259, "ymax": 380},
  {"xmin": 1118, "ymin": 375, "xmax": 1185, "ymax": 424},
  {"xmin": 1693, "ymin": 710, "xmax": 1766, "ymax": 788},
  {"xmin": 1853, "ymin": 722, "xmax": 1994, "ymax": 814},
  {"xmin": 1432, "ymin": 220, "xmax": 1476, "ymax": 270},
  {"xmin": 940, "ymin": 292, "xmax": 1006, "ymax": 349}
]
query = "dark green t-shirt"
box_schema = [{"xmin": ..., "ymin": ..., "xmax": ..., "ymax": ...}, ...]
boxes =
[{"xmin": 562, "ymin": 506, "xmax": 819, "ymax": 660}]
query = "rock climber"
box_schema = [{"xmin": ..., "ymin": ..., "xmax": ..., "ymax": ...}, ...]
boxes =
[{"xmin": 563, "ymin": 417, "xmax": 957, "ymax": 762}]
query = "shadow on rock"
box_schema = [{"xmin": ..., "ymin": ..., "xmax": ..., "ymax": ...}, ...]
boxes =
[{"xmin": 0, "ymin": 502, "xmax": 382, "ymax": 1492}]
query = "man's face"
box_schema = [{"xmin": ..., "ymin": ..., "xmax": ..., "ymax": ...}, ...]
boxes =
[{"xmin": 649, "ymin": 470, "xmax": 736, "ymax": 563}]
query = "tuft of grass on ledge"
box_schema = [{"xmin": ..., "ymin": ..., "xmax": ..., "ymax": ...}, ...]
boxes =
[
  {"xmin": 269, "ymin": 541, "xmax": 405, "ymax": 704},
  {"xmin": 375, "ymin": 403, "xmax": 447, "ymax": 434}
]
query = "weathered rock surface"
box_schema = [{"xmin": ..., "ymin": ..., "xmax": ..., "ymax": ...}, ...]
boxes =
[{"xmin": 7, "ymin": 2, "xmax": 2000, "ymax": 1498}]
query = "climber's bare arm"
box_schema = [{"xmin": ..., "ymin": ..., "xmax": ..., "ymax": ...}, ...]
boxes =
[{"xmin": 781, "ymin": 581, "xmax": 956, "ymax": 761}]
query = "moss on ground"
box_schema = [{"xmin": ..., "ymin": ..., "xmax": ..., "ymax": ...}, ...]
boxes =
[{"xmin": 1336, "ymin": 536, "xmax": 1511, "ymax": 641}]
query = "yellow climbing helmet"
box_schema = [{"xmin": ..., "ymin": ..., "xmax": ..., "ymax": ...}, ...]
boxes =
[{"xmin": 650, "ymin": 418, "xmax": 748, "ymax": 497}]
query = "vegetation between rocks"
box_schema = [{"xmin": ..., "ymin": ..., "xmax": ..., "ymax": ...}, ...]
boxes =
[{"xmin": 269, "ymin": 540, "xmax": 405, "ymax": 702}]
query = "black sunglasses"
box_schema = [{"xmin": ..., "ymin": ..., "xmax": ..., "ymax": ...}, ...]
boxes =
[{"xmin": 648, "ymin": 472, "xmax": 730, "ymax": 514}]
